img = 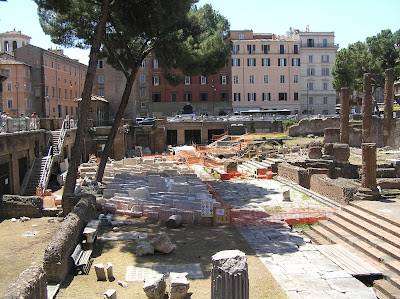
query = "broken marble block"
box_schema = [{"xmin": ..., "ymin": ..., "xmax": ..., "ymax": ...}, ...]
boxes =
[
  {"xmin": 169, "ymin": 272, "xmax": 190, "ymax": 299},
  {"xmin": 143, "ymin": 273, "xmax": 166, "ymax": 299},
  {"xmin": 152, "ymin": 232, "xmax": 174, "ymax": 253},
  {"xmin": 106, "ymin": 262, "xmax": 114, "ymax": 281},
  {"xmin": 94, "ymin": 263, "xmax": 107, "ymax": 281},
  {"xmin": 104, "ymin": 289, "xmax": 117, "ymax": 299},
  {"xmin": 282, "ymin": 189, "xmax": 291, "ymax": 202},
  {"xmin": 136, "ymin": 242, "xmax": 155, "ymax": 256}
]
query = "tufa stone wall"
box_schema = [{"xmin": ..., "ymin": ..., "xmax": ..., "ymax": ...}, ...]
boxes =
[
  {"xmin": 310, "ymin": 174, "xmax": 360, "ymax": 205},
  {"xmin": 43, "ymin": 194, "xmax": 96, "ymax": 283},
  {"xmin": 0, "ymin": 195, "xmax": 43, "ymax": 219},
  {"xmin": 289, "ymin": 118, "xmax": 340, "ymax": 137},
  {"xmin": 3, "ymin": 266, "xmax": 47, "ymax": 299},
  {"xmin": 277, "ymin": 163, "xmax": 329, "ymax": 189}
]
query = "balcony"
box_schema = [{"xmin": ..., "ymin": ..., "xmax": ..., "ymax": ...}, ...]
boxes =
[{"xmin": 301, "ymin": 43, "xmax": 339, "ymax": 48}]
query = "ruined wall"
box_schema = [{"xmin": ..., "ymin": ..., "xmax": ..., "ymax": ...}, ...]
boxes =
[
  {"xmin": 43, "ymin": 194, "xmax": 96, "ymax": 283},
  {"xmin": 3, "ymin": 266, "xmax": 47, "ymax": 299},
  {"xmin": 310, "ymin": 174, "xmax": 360, "ymax": 205},
  {"xmin": 289, "ymin": 118, "xmax": 340, "ymax": 137},
  {"xmin": 0, "ymin": 195, "xmax": 43, "ymax": 219},
  {"xmin": 277, "ymin": 163, "xmax": 328, "ymax": 189}
]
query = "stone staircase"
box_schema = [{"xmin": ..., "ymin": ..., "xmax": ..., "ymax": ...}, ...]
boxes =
[
  {"xmin": 22, "ymin": 156, "xmax": 48, "ymax": 196},
  {"xmin": 303, "ymin": 201, "xmax": 400, "ymax": 299}
]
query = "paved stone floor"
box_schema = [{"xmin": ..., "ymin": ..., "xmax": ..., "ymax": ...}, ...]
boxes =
[
  {"xmin": 213, "ymin": 178, "xmax": 377, "ymax": 298},
  {"xmin": 125, "ymin": 263, "xmax": 204, "ymax": 281},
  {"xmin": 237, "ymin": 225, "xmax": 377, "ymax": 298}
]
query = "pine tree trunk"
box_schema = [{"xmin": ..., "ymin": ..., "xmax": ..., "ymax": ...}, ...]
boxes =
[
  {"xmin": 96, "ymin": 70, "xmax": 137, "ymax": 182},
  {"xmin": 63, "ymin": 0, "xmax": 110, "ymax": 194}
]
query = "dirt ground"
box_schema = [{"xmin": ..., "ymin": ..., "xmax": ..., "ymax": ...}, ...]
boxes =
[
  {"xmin": 0, "ymin": 217, "xmax": 61, "ymax": 295},
  {"xmin": 56, "ymin": 216, "xmax": 288, "ymax": 299}
]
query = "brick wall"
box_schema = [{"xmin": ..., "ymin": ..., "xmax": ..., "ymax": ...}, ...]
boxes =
[
  {"xmin": 310, "ymin": 174, "xmax": 360, "ymax": 205},
  {"xmin": 43, "ymin": 194, "xmax": 96, "ymax": 283},
  {"xmin": 3, "ymin": 266, "xmax": 47, "ymax": 299},
  {"xmin": 0, "ymin": 195, "xmax": 43, "ymax": 219},
  {"xmin": 289, "ymin": 118, "xmax": 340, "ymax": 137}
]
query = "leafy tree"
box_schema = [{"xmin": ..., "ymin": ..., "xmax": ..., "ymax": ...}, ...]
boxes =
[
  {"xmin": 95, "ymin": 2, "xmax": 230, "ymax": 182},
  {"xmin": 332, "ymin": 29, "xmax": 400, "ymax": 93},
  {"xmin": 35, "ymin": 0, "xmax": 112, "ymax": 194}
]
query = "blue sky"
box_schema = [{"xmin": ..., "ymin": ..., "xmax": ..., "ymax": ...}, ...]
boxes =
[{"xmin": 1, "ymin": 0, "xmax": 399, "ymax": 65}]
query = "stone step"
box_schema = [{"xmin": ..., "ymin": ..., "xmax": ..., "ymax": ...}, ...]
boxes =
[
  {"xmin": 302, "ymin": 228, "xmax": 331, "ymax": 245},
  {"xmin": 336, "ymin": 209, "xmax": 400, "ymax": 247},
  {"xmin": 374, "ymin": 279, "xmax": 400, "ymax": 299},
  {"xmin": 327, "ymin": 215, "xmax": 400, "ymax": 262},
  {"xmin": 309, "ymin": 223, "xmax": 342, "ymax": 244},
  {"xmin": 349, "ymin": 201, "xmax": 400, "ymax": 228}
]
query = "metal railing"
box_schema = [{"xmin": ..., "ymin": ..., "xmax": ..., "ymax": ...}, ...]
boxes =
[
  {"xmin": 55, "ymin": 120, "xmax": 67, "ymax": 155},
  {"xmin": 0, "ymin": 117, "xmax": 40, "ymax": 133},
  {"xmin": 39, "ymin": 146, "xmax": 53, "ymax": 191}
]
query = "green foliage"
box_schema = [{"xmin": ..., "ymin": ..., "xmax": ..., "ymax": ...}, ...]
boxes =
[
  {"xmin": 282, "ymin": 119, "xmax": 299, "ymax": 132},
  {"xmin": 87, "ymin": 127, "xmax": 96, "ymax": 136},
  {"xmin": 332, "ymin": 29, "xmax": 400, "ymax": 92},
  {"xmin": 218, "ymin": 110, "xmax": 228, "ymax": 116}
]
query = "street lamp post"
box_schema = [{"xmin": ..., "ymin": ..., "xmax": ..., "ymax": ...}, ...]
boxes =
[{"xmin": 15, "ymin": 81, "xmax": 19, "ymax": 117}]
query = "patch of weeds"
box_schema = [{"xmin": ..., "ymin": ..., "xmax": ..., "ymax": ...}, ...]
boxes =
[
  {"xmin": 292, "ymin": 224, "xmax": 311, "ymax": 230},
  {"xmin": 263, "ymin": 206, "xmax": 283, "ymax": 213}
]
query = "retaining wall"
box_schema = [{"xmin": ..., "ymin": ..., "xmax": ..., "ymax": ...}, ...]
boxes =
[
  {"xmin": 0, "ymin": 195, "xmax": 43, "ymax": 219},
  {"xmin": 278, "ymin": 163, "xmax": 328, "ymax": 189},
  {"xmin": 43, "ymin": 194, "xmax": 96, "ymax": 283},
  {"xmin": 3, "ymin": 266, "xmax": 47, "ymax": 299}
]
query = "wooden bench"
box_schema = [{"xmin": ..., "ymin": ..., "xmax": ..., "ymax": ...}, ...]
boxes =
[{"xmin": 71, "ymin": 243, "xmax": 93, "ymax": 275}]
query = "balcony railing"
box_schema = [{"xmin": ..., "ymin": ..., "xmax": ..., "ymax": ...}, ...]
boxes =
[{"xmin": 301, "ymin": 43, "xmax": 339, "ymax": 48}]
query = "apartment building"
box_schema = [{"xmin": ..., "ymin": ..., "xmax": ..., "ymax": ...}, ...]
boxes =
[
  {"xmin": 231, "ymin": 30, "xmax": 301, "ymax": 115},
  {"xmin": 14, "ymin": 44, "xmax": 87, "ymax": 118},
  {"xmin": 299, "ymin": 30, "xmax": 338, "ymax": 115},
  {"xmin": 0, "ymin": 55, "xmax": 32, "ymax": 117},
  {"xmin": 231, "ymin": 28, "xmax": 338, "ymax": 116},
  {"xmin": 94, "ymin": 53, "xmax": 232, "ymax": 119}
]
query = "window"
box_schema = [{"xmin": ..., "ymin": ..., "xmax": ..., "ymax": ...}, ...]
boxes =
[
  {"xmin": 6, "ymin": 82, "xmax": 12, "ymax": 91},
  {"xmin": 238, "ymin": 33, "xmax": 244, "ymax": 40},
  {"xmin": 323, "ymin": 97, "xmax": 328, "ymax": 104},
  {"xmin": 308, "ymin": 55, "xmax": 313, "ymax": 63},
  {"xmin": 200, "ymin": 92, "xmax": 208, "ymax": 102},
  {"xmin": 247, "ymin": 44, "xmax": 255, "ymax": 54},
  {"xmin": 263, "ymin": 75, "xmax": 269, "ymax": 84},
  {"xmin": 233, "ymin": 44, "xmax": 239, "ymax": 54},
  {"xmin": 322, "ymin": 68, "xmax": 330, "ymax": 76},
  {"xmin": 308, "ymin": 82, "xmax": 314, "ymax": 90},
  {"xmin": 97, "ymin": 60, "xmax": 104, "ymax": 69},
  {"xmin": 279, "ymin": 93, "xmax": 287, "ymax": 101},
  {"xmin": 140, "ymin": 87, "xmax": 146, "ymax": 97},
  {"xmin": 262, "ymin": 58, "xmax": 270, "ymax": 66},
  {"xmin": 52, "ymin": 87, "xmax": 55, "ymax": 97},
  {"xmin": 64, "ymin": 65, "xmax": 66, "ymax": 71},
  {"xmin": 233, "ymin": 75, "xmax": 239, "ymax": 84},
  {"xmin": 184, "ymin": 91, "xmax": 192, "ymax": 101},
  {"xmin": 278, "ymin": 58, "xmax": 286, "ymax": 66},
  {"xmin": 280, "ymin": 75, "xmax": 285, "ymax": 84},
  {"xmin": 98, "ymin": 74, "xmax": 104, "ymax": 83},
  {"xmin": 232, "ymin": 58, "xmax": 240, "ymax": 67},
  {"xmin": 70, "ymin": 90, "xmax": 72, "ymax": 99},
  {"xmin": 51, "ymin": 61, "xmax": 54, "ymax": 68},
  {"xmin": 308, "ymin": 97, "xmax": 314, "ymax": 104},
  {"xmin": 99, "ymin": 88, "xmax": 104, "ymax": 96},
  {"xmin": 44, "ymin": 60, "xmax": 47, "ymax": 66},
  {"xmin": 292, "ymin": 58, "xmax": 300, "ymax": 66},
  {"xmin": 323, "ymin": 82, "xmax": 328, "ymax": 90},
  {"xmin": 293, "ymin": 74, "xmax": 299, "ymax": 83},
  {"xmin": 140, "ymin": 73, "xmax": 146, "ymax": 83},
  {"xmin": 221, "ymin": 75, "xmax": 227, "ymax": 84},
  {"xmin": 323, "ymin": 38, "xmax": 328, "ymax": 47},
  {"xmin": 200, "ymin": 76, "xmax": 207, "ymax": 85},
  {"xmin": 307, "ymin": 68, "xmax": 315, "ymax": 76},
  {"xmin": 152, "ymin": 92, "xmax": 161, "ymax": 102},
  {"xmin": 140, "ymin": 59, "xmax": 146, "ymax": 68},
  {"xmin": 233, "ymin": 93, "xmax": 241, "ymax": 101},
  {"xmin": 64, "ymin": 89, "xmax": 67, "ymax": 99},
  {"xmin": 153, "ymin": 76, "xmax": 160, "ymax": 86},
  {"xmin": 293, "ymin": 44, "xmax": 298, "ymax": 54},
  {"xmin": 262, "ymin": 92, "xmax": 271, "ymax": 101},
  {"xmin": 247, "ymin": 58, "xmax": 256, "ymax": 66},
  {"xmin": 322, "ymin": 55, "xmax": 329, "ymax": 63},
  {"xmin": 152, "ymin": 59, "xmax": 159, "ymax": 68},
  {"xmin": 52, "ymin": 76, "xmax": 54, "ymax": 81},
  {"xmin": 279, "ymin": 44, "xmax": 285, "ymax": 54},
  {"xmin": 220, "ymin": 91, "xmax": 228, "ymax": 101},
  {"xmin": 171, "ymin": 92, "xmax": 178, "ymax": 102},
  {"xmin": 248, "ymin": 93, "xmax": 256, "ymax": 101},
  {"xmin": 184, "ymin": 76, "xmax": 191, "ymax": 85},
  {"xmin": 294, "ymin": 92, "xmax": 299, "ymax": 101},
  {"xmin": 140, "ymin": 102, "xmax": 146, "ymax": 108},
  {"xmin": 249, "ymin": 75, "xmax": 255, "ymax": 84},
  {"xmin": 262, "ymin": 44, "xmax": 270, "ymax": 54},
  {"xmin": 307, "ymin": 39, "xmax": 314, "ymax": 47},
  {"xmin": 58, "ymin": 88, "xmax": 61, "ymax": 98},
  {"xmin": 7, "ymin": 99, "xmax": 12, "ymax": 108}
]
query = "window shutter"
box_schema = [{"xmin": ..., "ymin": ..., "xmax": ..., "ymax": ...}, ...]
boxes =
[{"xmin": 278, "ymin": 59, "xmax": 281, "ymax": 66}]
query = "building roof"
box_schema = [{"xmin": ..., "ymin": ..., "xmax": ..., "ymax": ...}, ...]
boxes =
[
  {"xmin": 75, "ymin": 95, "xmax": 109, "ymax": 103},
  {"xmin": 0, "ymin": 57, "xmax": 31, "ymax": 67},
  {"xmin": 0, "ymin": 30, "xmax": 31, "ymax": 40}
]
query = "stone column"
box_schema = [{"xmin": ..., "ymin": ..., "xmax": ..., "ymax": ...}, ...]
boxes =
[
  {"xmin": 340, "ymin": 87, "xmax": 350, "ymax": 144},
  {"xmin": 362, "ymin": 73, "xmax": 372, "ymax": 143},
  {"xmin": 355, "ymin": 143, "xmax": 379, "ymax": 200},
  {"xmin": 383, "ymin": 69, "xmax": 394, "ymax": 147}
]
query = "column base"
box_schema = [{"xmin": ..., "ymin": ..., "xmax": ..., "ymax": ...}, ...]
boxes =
[{"xmin": 353, "ymin": 187, "xmax": 381, "ymax": 201}]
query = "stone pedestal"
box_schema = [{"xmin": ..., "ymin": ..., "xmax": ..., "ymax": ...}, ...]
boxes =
[
  {"xmin": 211, "ymin": 250, "xmax": 249, "ymax": 299},
  {"xmin": 106, "ymin": 262, "xmax": 114, "ymax": 281},
  {"xmin": 94, "ymin": 264, "xmax": 107, "ymax": 281}
]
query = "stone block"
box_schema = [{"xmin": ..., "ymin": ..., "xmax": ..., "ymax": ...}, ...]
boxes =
[
  {"xmin": 143, "ymin": 273, "xmax": 166, "ymax": 299},
  {"xmin": 95, "ymin": 264, "xmax": 107, "ymax": 281},
  {"xmin": 224, "ymin": 160, "xmax": 238, "ymax": 172},
  {"xmin": 136, "ymin": 242, "xmax": 155, "ymax": 256},
  {"xmin": 331, "ymin": 144, "xmax": 350, "ymax": 162},
  {"xmin": 309, "ymin": 146, "xmax": 322, "ymax": 159},
  {"xmin": 324, "ymin": 127, "xmax": 340, "ymax": 143},
  {"xmin": 106, "ymin": 262, "xmax": 114, "ymax": 281},
  {"xmin": 152, "ymin": 232, "xmax": 174, "ymax": 253},
  {"xmin": 104, "ymin": 289, "xmax": 117, "ymax": 299},
  {"xmin": 169, "ymin": 272, "xmax": 190, "ymax": 299}
]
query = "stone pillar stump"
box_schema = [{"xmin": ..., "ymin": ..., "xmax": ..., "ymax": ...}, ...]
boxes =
[{"xmin": 340, "ymin": 87, "xmax": 350, "ymax": 144}]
